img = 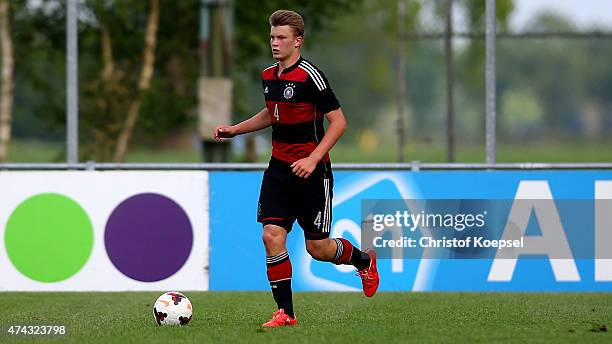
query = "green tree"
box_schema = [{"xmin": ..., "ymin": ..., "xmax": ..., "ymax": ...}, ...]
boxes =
[
  {"xmin": 8, "ymin": 1, "xmax": 362, "ymax": 162},
  {"xmin": 11, "ymin": 0, "xmax": 66, "ymax": 146},
  {"xmin": 456, "ymin": 0, "xmax": 515, "ymax": 87},
  {"xmin": 0, "ymin": 0, "xmax": 14, "ymax": 162},
  {"xmin": 497, "ymin": 11, "xmax": 612, "ymax": 139}
]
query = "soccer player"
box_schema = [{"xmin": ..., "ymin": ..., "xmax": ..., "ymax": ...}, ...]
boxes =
[{"xmin": 214, "ymin": 9, "xmax": 379, "ymax": 327}]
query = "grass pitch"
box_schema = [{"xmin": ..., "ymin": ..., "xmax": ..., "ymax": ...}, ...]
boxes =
[{"xmin": 1, "ymin": 292, "xmax": 610, "ymax": 343}]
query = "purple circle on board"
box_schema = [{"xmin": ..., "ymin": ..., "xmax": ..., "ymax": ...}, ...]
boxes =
[{"xmin": 104, "ymin": 193, "xmax": 193, "ymax": 282}]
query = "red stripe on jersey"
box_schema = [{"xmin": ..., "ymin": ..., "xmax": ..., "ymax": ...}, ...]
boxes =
[
  {"xmin": 266, "ymin": 101, "xmax": 315, "ymax": 124},
  {"xmin": 262, "ymin": 64, "xmax": 277, "ymax": 80},
  {"xmin": 261, "ymin": 63, "xmax": 309, "ymax": 82},
  {"xmin": 286, "ymin": 67, "xmax": 309, "ymax": 82},
  {"xmin": 272, "ymin": 140, "xmax": 330, "ymax": 164}
]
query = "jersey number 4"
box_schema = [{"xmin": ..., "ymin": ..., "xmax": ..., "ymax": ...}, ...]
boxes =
[{"xmin": 274, "ymin": 103, "xmax": 280, "ymax": 121}]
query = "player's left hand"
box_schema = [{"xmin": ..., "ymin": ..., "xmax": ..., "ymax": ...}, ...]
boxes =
[{"xmin": 291, "ymin": 156, "xmax": 319, "ymax": 178}]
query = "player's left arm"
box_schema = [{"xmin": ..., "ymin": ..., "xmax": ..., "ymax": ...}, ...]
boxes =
[{"xmin": 291, "ymin": 108, "xmax": 346, "ymax": 178}]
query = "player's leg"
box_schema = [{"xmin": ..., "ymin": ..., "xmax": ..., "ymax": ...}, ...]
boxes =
[
  {"xmin": 297, "ymin": 171, "xmax": 370, "ymax": 268},
  {"xmin": 305, "ymin": 237, "xmax": 370, "ymax": 270},
  {"xmin": 304, "ymin": 237, "xmax": 378, "ymax": 297},
  {"xmin": 297, "ymin": 172, "xmax": 379, "ymax": 296},
  {"xmin": 261, "ymin": 223, "xmax": 295, "ymax": 320},
  {"xmin": 257, "ymin": 163, "xmax": 298, "ymax": 326},
  {"xmin": 262, "ymin": 223, "xmax": 288, "ymax": 256}
]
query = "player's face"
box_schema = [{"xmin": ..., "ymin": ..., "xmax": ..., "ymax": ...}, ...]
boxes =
[{"xmin": 270, "ymin": 25, "xmax": 302, "ymax": 61}]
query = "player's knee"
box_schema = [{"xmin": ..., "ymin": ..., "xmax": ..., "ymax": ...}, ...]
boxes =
[
  {"xmin": 261, "ymin": 230, "xmax": 279, "ymax": 247},
  {"xmin": 262, "ymin": 226, "xmax": 285, "ymax": 248}
]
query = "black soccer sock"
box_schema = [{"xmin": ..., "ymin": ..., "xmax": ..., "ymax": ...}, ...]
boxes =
[
  {"xmin": 270, "ymin": 279, "xmax": 293, "ymax": 318},
  {"xmin": 331, "ymin": 238, "xmax": 371, "ymax": 271},
  {"xmin": 266, "ymin": 251, "xmax": 294, "ymax": 318},
  {"xmin": 350, "ymin": 248, "xmax": 371, "ymax": 271}
]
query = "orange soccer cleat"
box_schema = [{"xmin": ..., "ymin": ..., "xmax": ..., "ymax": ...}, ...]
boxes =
[
  {"xmin": 357, "ymin": 249, "xmax": 379, "ymax": 297},
  {"xmin": 262, "ymin": 309, "xmax": 298, "ymax": 328}
]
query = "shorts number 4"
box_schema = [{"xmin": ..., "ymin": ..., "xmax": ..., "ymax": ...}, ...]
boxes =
[{"xmin": 314, "ymin": 211, "xmax": 322, "ymax": 228}]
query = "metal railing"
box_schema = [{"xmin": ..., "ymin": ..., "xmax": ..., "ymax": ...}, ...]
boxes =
[{"xmin": 1, "ymin": 162, "xmax": 611, "ymax": 171}]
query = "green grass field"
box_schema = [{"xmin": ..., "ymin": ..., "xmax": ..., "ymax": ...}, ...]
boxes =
[{"xmin": 1, "ymin": 292, "xmax": 610, "ymax": 343}]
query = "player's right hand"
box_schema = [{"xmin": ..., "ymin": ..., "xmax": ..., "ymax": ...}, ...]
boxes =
[{"xmin": 214, "ymin": 125, "xmax": 238, "ymax": 141}]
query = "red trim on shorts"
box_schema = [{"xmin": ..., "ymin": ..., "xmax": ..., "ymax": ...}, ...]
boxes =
[{"xmin": 262, "ymin": 217, "xmax": 286, "ymax": 222}]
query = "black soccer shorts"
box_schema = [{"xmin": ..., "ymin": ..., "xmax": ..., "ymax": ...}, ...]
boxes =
[{"xmin": 257, "ymin": 156, "xmax": 333, "ymax": 240}]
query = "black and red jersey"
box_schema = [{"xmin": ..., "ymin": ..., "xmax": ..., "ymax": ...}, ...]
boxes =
[{"xmin": 261, "ymin": 56, "xmax": 340, "ymax": 164}]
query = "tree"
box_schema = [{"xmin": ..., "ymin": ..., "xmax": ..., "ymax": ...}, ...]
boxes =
[
  {"xmin": 78, "ymin": 0, "xmax": 160, "ymax": 162},
  {"xmin": 79, "ymin": 0, "xmax": 190, "ymax": 162},
  {"xmin": 496, "ymin": 11, "xmax": 612, "ymax": 140},
  {"xmin": 0, "ymin": 0, "xmax": 13, "ymax": 162},
  {"xmin": 113, "ymin": 0, "xmax": 159, "ymax": 162},
  {"xmin": 455, "ymin": 0, "xmax": 515, "ymax": 87},
  {"xmin": 4, "ymin": 1, "xmax": 363, "ymax": 162}
]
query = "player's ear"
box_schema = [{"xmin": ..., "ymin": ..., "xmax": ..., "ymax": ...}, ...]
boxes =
[{"xmin": 295, "ymin": 36, "xmax": 303, "ymax": 48}]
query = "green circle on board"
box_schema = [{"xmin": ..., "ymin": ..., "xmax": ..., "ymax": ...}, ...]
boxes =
[{"xmin": 4, "ymin": 193, "xmax": 94, "ymax": 282}]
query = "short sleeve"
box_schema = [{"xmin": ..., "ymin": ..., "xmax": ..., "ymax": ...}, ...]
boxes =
[{"xmin": 304, "ymin": 65, "xmax": 340, "ymax": 114}]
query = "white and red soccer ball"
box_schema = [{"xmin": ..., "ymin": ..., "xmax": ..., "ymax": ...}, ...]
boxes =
[{"xmin": 153, "ymin": 291, "xmax": 193, "ymax": 326}]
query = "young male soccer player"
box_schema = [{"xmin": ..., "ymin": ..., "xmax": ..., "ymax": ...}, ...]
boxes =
[{"xmin": 215, "ymin": 9, "xmax": 379, "ymax": 327}]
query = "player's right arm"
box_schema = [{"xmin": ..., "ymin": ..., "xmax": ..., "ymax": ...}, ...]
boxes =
[{"xmin": 214, "ymin": 107, "xmax": 271, "ymax": 141}]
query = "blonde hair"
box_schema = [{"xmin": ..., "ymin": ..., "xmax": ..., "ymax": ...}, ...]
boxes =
[{"xmin": 269, "ymin": 10, "xmax": 304, "ymax": 38}]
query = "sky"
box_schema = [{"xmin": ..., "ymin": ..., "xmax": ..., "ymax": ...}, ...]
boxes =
[{"xmin": 511, "ymin": 0, "xmax": 612, "ymax": 29}]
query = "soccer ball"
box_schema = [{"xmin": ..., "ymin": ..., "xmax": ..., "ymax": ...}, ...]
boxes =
[{"xmin": 153, "ymin": 291, "xmax": 193, "ymax": 326}]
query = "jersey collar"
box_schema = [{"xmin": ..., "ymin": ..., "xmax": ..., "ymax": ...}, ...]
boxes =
[{"xmin": 276, "ymin": 56, "xmax": 303, "ymax": 76}]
